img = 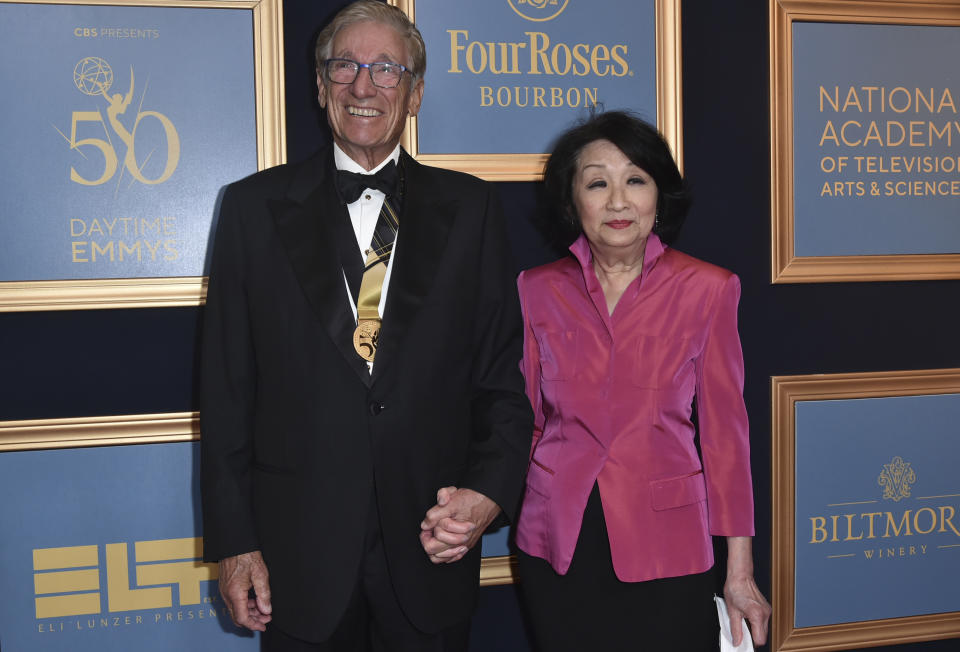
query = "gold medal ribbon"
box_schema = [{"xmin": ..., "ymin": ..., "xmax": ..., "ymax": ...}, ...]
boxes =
[{"xmin": 352, "ymin": 192, "xmax": 399, "ymax": 362}]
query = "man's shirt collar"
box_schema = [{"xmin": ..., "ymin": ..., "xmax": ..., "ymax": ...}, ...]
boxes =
[{"xmin": 333, "ymin": 143, "xmax": 401, "ymax": 175}]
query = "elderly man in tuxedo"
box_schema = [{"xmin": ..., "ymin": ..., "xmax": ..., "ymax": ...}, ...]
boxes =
[{"xmin": 200, "ymin": 2, "xmax": 533, "ymax": 650}]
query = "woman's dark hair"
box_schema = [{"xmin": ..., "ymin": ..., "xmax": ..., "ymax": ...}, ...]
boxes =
[{"xmin": 542, "ymin": 110, "xmax": 690, "ymax": 246}]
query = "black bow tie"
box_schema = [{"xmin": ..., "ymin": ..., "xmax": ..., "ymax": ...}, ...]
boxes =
[{"xmin": 335, "ymin": 160, "xmax": 398, "ymax": 204}]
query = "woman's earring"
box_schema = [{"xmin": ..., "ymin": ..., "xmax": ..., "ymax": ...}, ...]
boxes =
[{"xmin": 654, "ymin": 210, "xmax": 661, "ymax": 232}]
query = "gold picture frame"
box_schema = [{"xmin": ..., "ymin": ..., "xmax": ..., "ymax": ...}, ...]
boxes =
[
  {"xmin": 0, "ymin": 0, "xmax": 285, "ymax": 312},
  {"xmin": 479, "ymin": 554, "xmax": 517, "ymax": 586},
  {"xmin": 769, "ymin": 0, "xmax": 960, "ymax": 283},
  {"xmin": 389, "ymin": 0, "xmax": 682, "ymax": 181},
  {"xmin": 771, "ymin": 369, "xmax": 960, "ymax": 651},
  {"xmin": 0, "ymin": 412, "xmax": 200, "ymax": 451}
]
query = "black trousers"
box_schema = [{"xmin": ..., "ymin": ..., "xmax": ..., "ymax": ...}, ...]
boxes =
[
  {"xmin": 262, "ymin": 494, "xmax": 470, "ymax": 652},
  {"xmin": 517, "ymin": 484, "xmax": 720, "ymax": 652}
]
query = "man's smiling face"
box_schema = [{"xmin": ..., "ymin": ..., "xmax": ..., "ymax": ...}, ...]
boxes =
[{"xmin": 317, "ymin": 20, "xmax": 424, "ymax": 170}]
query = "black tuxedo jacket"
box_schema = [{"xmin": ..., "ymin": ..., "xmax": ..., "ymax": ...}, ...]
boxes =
[{"xmin": 200, "ymin": 147, "xmax": 533, "ymax": 641}]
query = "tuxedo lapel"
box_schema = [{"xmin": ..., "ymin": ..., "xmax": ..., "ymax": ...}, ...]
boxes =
[
  {"xmin": 269, "ymin": 151, "xmax": 371, "ymax": 386},
  {"xmin": 372, "ymin": 153, "xmax": 457, "ymax": 384}
]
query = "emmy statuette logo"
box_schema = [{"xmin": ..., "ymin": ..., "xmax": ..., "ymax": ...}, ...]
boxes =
[
  {"xmin": 507, "ymin": 0, "xmax": 570, "ymax": 22},
  {"xmin": 56, "ymin": 57, "xmax": 180, "ymax": 187}
]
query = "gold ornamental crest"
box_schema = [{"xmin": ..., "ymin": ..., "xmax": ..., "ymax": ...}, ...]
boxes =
[
  {"xmin": 878, "ymin": 456, "xmax": 916, "ymax": 502},
  {"xmin": 507, "ymin": 0, "xmax": 569, "ymax": 22}
]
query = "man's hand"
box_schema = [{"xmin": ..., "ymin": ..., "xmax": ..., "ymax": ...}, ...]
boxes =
[
  {"xmin": 419, "ymin": 487, "xmax": 500, "ymax": 564},
  {"xmin": 219, "ymin": 550, "xmax": 272, "ymax": 632}
]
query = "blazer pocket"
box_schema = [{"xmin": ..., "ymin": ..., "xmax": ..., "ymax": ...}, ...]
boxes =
[
  {"xmin": 650, "ymin": 470, "xmax": 706, "ymax": 511},
  {"xmin": 632, "ymin": 334, "xmax": 693, "ymax": 389},
  {"xmin": 535, "ymin": 329, "xmax": 578, "ymax": 381},
  {"xmin": 524, "ymin": 454, "xmax": 556, "ymax": 498}
]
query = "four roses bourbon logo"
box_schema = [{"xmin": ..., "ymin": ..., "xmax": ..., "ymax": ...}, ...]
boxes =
[{"xmin": 507, "ymin": 0, "xmax": 569, "ymax": 22}]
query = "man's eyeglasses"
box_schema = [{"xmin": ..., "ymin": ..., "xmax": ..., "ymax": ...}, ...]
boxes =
[{"xmin": 323, "ymin": 58, "xmax": 410, "ymax": 89}]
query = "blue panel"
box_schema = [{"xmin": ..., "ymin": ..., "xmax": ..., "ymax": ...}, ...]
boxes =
[
  {"xmin": 414, "ymin": 0, "xmax": 657, "ymax": 154},
  {"xmin": 792, "ymin": 22, "xmax": 960, "ymax": 256},
  {"xmin": 0, "ymin": 443, "xmax": 258, "ymax": 651},
  {"xmin": 481, "ymin": 526, "xmax": 510, "ymax": 557},
  {"xmin": 0, "ymin": 4, "xmax": 259, "ymax": 281},
  {"xmin": 793, "ymin": 394, "xmax": 960, "ymax": 627}
]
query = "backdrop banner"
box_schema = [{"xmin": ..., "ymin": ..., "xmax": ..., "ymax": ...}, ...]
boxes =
[
  {"xmin": 0, "ymin": 442, "xmax": 259, "ymax": 652},
  {"xmin": 794, "ymin": 393, "xmax": 960, "ymax": 626}
]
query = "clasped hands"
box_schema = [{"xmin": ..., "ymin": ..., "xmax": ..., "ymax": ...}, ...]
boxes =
[
  {"xmin": 419, "ymin": 486, "xmax": 500, "ymax": 564},
  {"xmin": 219, "ymin": 486, "xmax": 498, "ymax": 631}
]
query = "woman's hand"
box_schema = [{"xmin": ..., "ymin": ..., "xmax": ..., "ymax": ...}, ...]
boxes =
[
  {"xmin": 419, "ymin": 487, "xmax": 500, "ymax": 564},
  {"xmin": 724, "ymin": 537, "xmax": 771, "ymax": 646}
]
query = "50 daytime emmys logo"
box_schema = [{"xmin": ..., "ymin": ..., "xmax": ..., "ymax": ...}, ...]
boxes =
[
  {"xmin": 507, "ymin": 0, "xmax": 569, "ymax": 22},
  {"xmin": 33, "ymin": 537, "xmax": 221, "ymax": 631},
  {"xmin": 53, "ymin": 57, "xmax": 180, "ymax": 188}
]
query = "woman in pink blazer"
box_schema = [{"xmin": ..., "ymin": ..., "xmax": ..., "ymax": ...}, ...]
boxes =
[{"xmin": 515, "ymin": 112, "xmax": 770, "ymax": 651}]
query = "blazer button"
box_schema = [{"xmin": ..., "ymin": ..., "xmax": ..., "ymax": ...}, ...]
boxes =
[{"xmin": 368, "ymin": 402, "xmax": 385, "ymax": 416}]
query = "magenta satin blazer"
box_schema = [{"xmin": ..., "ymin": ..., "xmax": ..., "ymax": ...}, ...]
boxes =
[{"xmin": 515, "ymin": 233, "xmax": 755, "ymax": 582}]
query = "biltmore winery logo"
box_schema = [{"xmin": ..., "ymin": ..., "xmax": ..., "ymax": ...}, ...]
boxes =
[{"xmin": 807, "ymin": 457, "xmax": 960, "ymax": 560}]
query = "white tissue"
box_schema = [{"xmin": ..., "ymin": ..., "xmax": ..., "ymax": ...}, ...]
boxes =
[{"xmin": 714, "ymin": 595, "xmax": 754, "ymax": 652}]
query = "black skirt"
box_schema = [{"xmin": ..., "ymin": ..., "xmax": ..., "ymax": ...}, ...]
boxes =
[{"xmin": 517, "ymin": 483, "xmax": 720, "ymax": 652}]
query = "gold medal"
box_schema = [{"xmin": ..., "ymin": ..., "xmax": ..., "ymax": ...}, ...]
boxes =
[{"xmin": 353, "ymin": 319, "xmax": 380, "ymax": 361}]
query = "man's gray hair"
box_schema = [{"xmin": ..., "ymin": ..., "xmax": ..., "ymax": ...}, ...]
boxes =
[{"xmin": 315, "ymin": 0, "xmax": 426, "ymax": 81}]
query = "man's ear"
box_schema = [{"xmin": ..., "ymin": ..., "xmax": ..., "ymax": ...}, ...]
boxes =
[{"xmin": 407, "ymin": 77, "xmax": 424, "ymax": 117}]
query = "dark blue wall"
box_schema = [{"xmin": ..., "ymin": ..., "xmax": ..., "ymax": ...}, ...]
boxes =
[{"xmin": 2, "ymin": 2, "xmax": 957, "ymax": 650}]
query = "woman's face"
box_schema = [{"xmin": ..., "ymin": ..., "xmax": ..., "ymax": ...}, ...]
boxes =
[{"xmin": 572, "ymin": 139, "xmax": 658, "ymax": 255}]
